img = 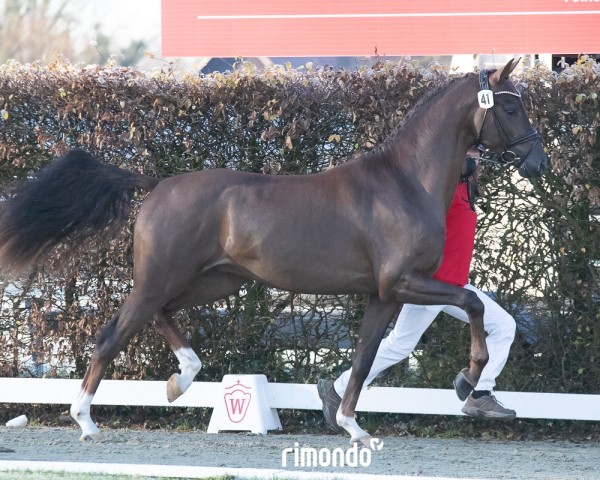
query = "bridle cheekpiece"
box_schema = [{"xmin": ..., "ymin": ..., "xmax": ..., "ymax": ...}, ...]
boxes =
[{"xmin": 476, "ymin": 70, "xmax": 540, "ymax": 167}]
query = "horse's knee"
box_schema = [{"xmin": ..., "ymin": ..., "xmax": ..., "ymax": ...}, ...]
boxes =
[{"xmin": 462, "ymin": 290, "xmax": 484, "ymax": 319}]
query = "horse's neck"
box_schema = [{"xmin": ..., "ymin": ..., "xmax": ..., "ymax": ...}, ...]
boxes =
[{"xmin": 391, "ymin": 78, "xmax": 479, "ymax": 209}]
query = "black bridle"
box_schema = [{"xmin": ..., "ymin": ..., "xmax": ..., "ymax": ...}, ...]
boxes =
[{"xmin": 476, "ymin": 70, "xmax": 540, "ymax": 167}]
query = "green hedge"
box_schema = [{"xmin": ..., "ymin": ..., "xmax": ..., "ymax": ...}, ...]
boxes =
[{"xmin": 0, "ymin": 58, "xmax": 598, "ymax": 395}]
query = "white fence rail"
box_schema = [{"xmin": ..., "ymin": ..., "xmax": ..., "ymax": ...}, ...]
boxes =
[{"xmin": 1, "ymin": 378, "xmax": 600, "ymax": 421}]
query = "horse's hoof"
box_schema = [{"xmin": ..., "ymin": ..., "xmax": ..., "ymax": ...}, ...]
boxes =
[
  {"xmin": 351, "ymin": 434, "xmax": 373, "ymax": 448},
  {"xmin": 453, "ymin": 368, "xmax": 476, "ymax": 401},
  {"xmin": 352, "ymin": 436, "xmax": 384, "ymax": 451},
  {"xmin": 79, "ymin": 432, "xmax": 105, "ymax": 442},
  {"xmin": 167, "ymin": 373, "xmax": 184, "ymax": 403}
]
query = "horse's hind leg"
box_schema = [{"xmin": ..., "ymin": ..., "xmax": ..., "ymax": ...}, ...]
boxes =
[
  {"xmin": 336, "ymin": 296, "xmax": 400, "ymax": 445},
  {"xmin": 70, "ymin": 290, "xmax": 160, "ymax": 441},
  {"xmin": 152, "ymin": 312, "xmax": 202, "ymax": 403},
  {"xmin": 153, "ymin": 271, "xmax": 248, "ymax": 402}
]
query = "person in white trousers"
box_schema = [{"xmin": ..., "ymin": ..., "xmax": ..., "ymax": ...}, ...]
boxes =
[{"xmin": 318, "ymin": 149, "xmax": 517, "ymax": 432}]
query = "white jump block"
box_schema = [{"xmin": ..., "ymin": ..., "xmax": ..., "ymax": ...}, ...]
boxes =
[{"xmin": 207, "ymin": 374, "xmax": 282, "ymax": 435}]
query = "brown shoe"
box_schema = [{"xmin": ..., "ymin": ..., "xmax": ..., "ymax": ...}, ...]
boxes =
[
  {"xmin": 317, "ymin": 379, "xmax": 342, "ymax": 433},
  {"xmin": 462, "ymin": 394, "xmax": 516, "ymax": 420}
]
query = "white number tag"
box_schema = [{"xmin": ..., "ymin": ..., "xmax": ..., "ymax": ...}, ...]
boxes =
[{"xmin": 478, "ymin": 90, "xmax": 494, "ymax": 109}]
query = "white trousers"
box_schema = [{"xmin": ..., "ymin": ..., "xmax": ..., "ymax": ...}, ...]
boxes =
[{"xmin": 334, "ymin": 284, "xmax": 516, "ymax": 396}]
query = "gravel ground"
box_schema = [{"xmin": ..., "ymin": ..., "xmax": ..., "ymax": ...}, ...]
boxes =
[{"xmin": 0, "ymin": 426, "xmax": 599, "ymax": 479}]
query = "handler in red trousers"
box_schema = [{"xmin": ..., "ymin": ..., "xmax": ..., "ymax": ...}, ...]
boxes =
[{"xmin": 319, "ymin": 147, "xmax": 517, "ymax": 431}]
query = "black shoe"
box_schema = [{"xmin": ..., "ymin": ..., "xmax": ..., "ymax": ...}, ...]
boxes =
[{"xmin": 317, "ymin": 379, "xmax": 342, "ymax": 433}]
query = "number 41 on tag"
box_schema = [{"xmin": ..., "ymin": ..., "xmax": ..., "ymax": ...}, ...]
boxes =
[{"xmin": 478, "ymin": 90, "xmax": 494, "ymax": 109}]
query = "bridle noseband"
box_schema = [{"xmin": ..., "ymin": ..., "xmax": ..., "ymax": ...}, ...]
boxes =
[{"xmin": 476, "ymin": 70, "xmax": 540, "ymax": 167}]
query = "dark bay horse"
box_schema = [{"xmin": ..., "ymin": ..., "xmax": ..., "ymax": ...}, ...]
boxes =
[{"xmin": 0, "ymin": 59, "xmax": 547, "ymax": 444}]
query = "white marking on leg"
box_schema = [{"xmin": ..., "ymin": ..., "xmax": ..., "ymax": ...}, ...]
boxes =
[
  {"xmin": 174, "ymin": 347, "xmax": 202, "ymax": 392},
  {"xmin": 70, "ymin": 390, "xmax": 103, "ymax": 441},
  {"xmin": 167, "ymin": 347, "xmax": 202, "ymax": 402},
  {"xmin": 336, "ymin": 405, "xmax": 372, "ymax": 447}
]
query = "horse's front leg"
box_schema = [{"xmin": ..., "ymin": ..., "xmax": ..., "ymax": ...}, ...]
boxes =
[
  {"xmin": 390, "ymin": 274, "xmax": 489, "ymax": 386},
  {"xmin": 337, "ymin": 295, "xmax": 400, "ymax": 446}
]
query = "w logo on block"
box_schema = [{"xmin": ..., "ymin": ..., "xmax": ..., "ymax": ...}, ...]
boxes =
[
  {"xmin": 207, "ymin": 374, "xmax": 282, "ymax": 434},
  {"xmin": 224, "ymin": 380, "xmax": 252, "ymax": 423}
]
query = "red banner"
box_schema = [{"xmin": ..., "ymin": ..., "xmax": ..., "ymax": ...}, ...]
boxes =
[{"xmin": 161, "ymin": 0, "xmax": 600, "ymax": 57}]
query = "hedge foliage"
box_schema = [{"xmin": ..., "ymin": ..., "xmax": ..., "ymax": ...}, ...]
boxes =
[{"xmin": 0, "ymin": 58, "xmax": 598, "ymax": 396}]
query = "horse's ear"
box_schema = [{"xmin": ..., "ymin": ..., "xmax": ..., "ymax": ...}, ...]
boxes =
[{"xmin": 489, "ymin": 57, "xmax": 521, "ymax": 86}]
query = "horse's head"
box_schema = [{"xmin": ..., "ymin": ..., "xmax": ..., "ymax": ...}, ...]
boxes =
[{"xmin": 476, "ymin": 58, "xmax": 548, "ymax": 179}]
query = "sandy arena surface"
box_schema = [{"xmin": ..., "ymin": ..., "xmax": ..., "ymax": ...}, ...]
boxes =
[{"xmin": 0, "ymin": 426, "xmax": 599, "ymax": 479}]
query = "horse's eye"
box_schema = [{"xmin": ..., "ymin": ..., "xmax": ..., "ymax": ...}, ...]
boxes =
[{"xmin": 505, "ymin": 108, "xmax": 516, "ymax": 115}]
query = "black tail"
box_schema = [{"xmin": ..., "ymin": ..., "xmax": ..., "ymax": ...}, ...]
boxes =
[{"xmin": 0, "ymin": 149, "xmax": 160, "ymax": 275}]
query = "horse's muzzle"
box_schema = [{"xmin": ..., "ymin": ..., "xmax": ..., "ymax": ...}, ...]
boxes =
[{"xmin": 517, "ymin": 142, "xmax": 548, "ymax": 179}]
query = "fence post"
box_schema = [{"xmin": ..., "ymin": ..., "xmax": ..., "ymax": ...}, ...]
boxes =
[{"xmin": 207, "ymin": 374, "xmax": 282, "ymax": 434}]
